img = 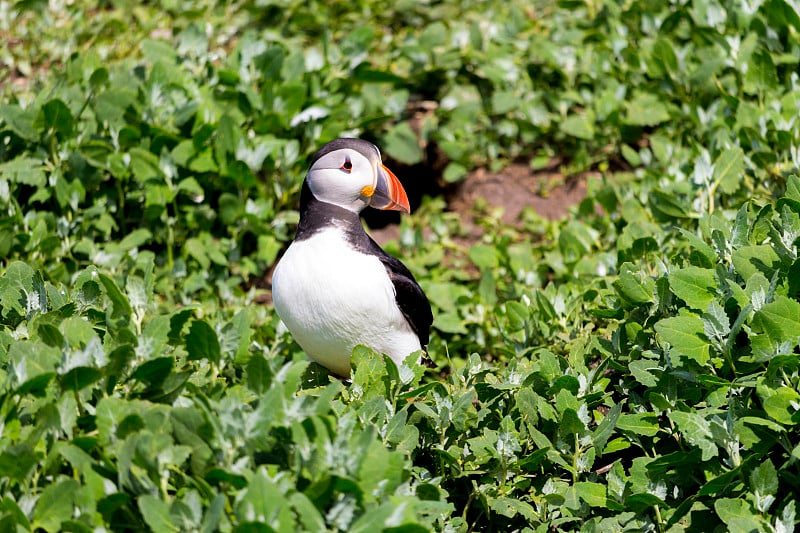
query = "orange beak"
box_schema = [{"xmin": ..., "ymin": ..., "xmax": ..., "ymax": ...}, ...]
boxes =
[{"xmin": 369, "ymin": 163, "xmax": 410, "ymax": 213}]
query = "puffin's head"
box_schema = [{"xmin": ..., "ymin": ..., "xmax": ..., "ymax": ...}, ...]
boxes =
[{"xmin": 305, "ymin": 138, "xmax": 410, "ymax": 214}]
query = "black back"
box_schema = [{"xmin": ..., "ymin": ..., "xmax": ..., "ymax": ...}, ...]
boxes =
[{"xmin": 296, "ymin": 181, "xmax": 433, "ymax": 347}]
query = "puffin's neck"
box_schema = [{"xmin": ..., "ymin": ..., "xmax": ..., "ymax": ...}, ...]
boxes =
[{"xmin": 295, "ymin": 181, "xmax": 366, "ymax": 242}]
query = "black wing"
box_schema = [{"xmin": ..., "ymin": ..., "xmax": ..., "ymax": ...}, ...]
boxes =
[{"xmin": 368, "ymin": 238, "xmax": 433, "ymax": 347}]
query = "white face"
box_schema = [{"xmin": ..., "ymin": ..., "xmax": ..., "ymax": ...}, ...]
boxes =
[{"xmin": 306, "ymin": 148, "xmax": 376, "ymax": 213}]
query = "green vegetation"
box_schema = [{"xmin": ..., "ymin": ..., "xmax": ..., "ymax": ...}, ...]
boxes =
[{"xmin": 2, "ymin": 0, "xmax": 800, "ymax": 531}]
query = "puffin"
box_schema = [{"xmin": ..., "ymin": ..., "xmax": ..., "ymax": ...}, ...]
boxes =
[{"xmin": 271, "ymin": 138, "xmax": 433, "ymax": 377}]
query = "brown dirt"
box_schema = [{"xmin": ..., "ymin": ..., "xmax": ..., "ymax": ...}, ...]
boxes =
[{"xmin": 447, "ymin": 163, "xmax": 591, "ymax": 223}]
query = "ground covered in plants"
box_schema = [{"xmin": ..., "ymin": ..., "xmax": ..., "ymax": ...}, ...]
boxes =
[{"xmin": 1, "ymin": 1, "xmax": 800, "ymax": 531}]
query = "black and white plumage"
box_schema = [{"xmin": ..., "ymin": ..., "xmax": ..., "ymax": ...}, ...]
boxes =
[{"xmin": 272, "ymin": 138, "xmax": 433, "ymax": 377}]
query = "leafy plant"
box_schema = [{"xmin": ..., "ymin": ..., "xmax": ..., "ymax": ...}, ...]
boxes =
[{"xmin": 2, "ymin": 0, "xmax": 800, "ymax": 531}]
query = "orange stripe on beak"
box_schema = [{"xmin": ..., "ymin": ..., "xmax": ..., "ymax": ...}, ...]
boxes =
[{"xmin": 370, "ymin": 163, "xmax": 410, "ymax": 213}]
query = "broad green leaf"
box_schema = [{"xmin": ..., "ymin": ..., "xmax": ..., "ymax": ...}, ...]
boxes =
[
  {"xmin": 732, "ymin": 245, "xmax": 781, "ymax": 279},
  {"xmin": 489, "ymin": 497, "xmax": 537, "ymax": 520},
  {"xmin": 650, "ymin": 37, "xmax": 678, "ymax": 77},
  {"xmin": 129, "ymin": 147, "xmax": 163, "ymax": 183},
  {"xmin": 668, "ymin": 266, "xmax": 717, "ymax": 310},
  {"xmin": 32, "ymin": 478, "xmax": 80, "ymax": 533},
  {"xmin": 236, "ymin": 470, "xmax": 295, "ymax": 529},
  {"xmin": 442, "ymin": 162, "xmax": 468, "ymax": 183},
  {"xmin": 433, "ymin": 312, "xmax": 468, "ymax": 334},
  {"xmin": 98, "ymin": 274, "xmax": 132, "ymax": 320},
  {"xmin": 753, "ymin": 295, "xmax": 800, "ymax": 345},
  {"xmin": 655, "ymin": 315, "xmax": 710, "ymax": 366},
  {"xmin": 649, "ymin": 189, "xmax": 695, "ymax": 219},
  {"xmin": 560, "ymin": 113, "xmax": 595, "ymax": 140},
  {"xmin": 0, "ymin": 444, "xmax": 39, "ymax": 483},
  {"xmin": 131, "ymin": 356, "xmax": 174, "ymax": 387},
  {"xmin": 703, "ymin": 300, "xmax": 731, "ymax": 340},
  {"xmin": 138, "ymin": 495, "xmax": 179, "ymax": 533},
  {"xmin": 625, "ymin": 92, "xmax": 670, "ymax": 126},
  {"xmin": 0, "ymin": 156, "xmax": 46, "ymax": 186},
  {"xmin": 617, "ymin": 413, "xmax": 659, "ymax": 437},
  {"xmin": 288, "ymin": 493, "xmax": 326, "ymax": 532},
  {"xmin": 777, "ymin": 500, "xmax": 796, "ymax": 533},
  {"xmin": 713, "ymin": 147, "xmax": 744, "ymax": 194},
  {"xmin": 668, "ymin": 411, "xmax": 717, "ymax": 461},
  {"xmin": 141, "ymin": 38, "xmax": 178, "ymax": 64},
  {"xmin": 628, "ymin": 359, "xmax": 660, "ymax": 388},
  {"xmin": 382, "ymin": 122, "xmax": 423, "ymax": 165},
  {"xmin": 786, "ymin": 175, "xmax": 800, "ymax": 203},
  {"xmin": 574, "ymin": 482, "xmax": 607, "ymax": 508},
  {"xmin": 613, "ymin": 264, "xmax": 655, "ymax": 306},
  {"xmin": 0, "ymin": 103, "xmax": 38, "ymax": 140},
  {"xmin": 9, "ymin": 340, "xmax": 60, "ymax": 394},
  {"xmin": 675, "ymin": 227, "xmax": 718, "ymax": 266},
  {"xmin": 186, "ymin": 320, "xmax": 221, "ymax": 364},
  {"xmin": 505, "ymin": 300, "xmax": 530, "ymax": 331},
  {"xmin": 750, "ymin": 459, "xmax": 778, "ymax": 513},
  {"xmin": 592, "ymin": 402, "xmax": 623, "ymax": 455},
  {"xmin": 39, "ymin": 99, "xmax": 74, "ymax": 139},
  {"xmin": 714, "ymin": 498, "xmax": 762, "ymax": 533},
  {"xmin": 762, "ymin": 387, "xmax": 800, "ymax": 425},
  {"xmin": 0, "ymin": 261, "xmax": 37, "ymax": 319},
  {"xmin": 469, "ymin": 244, "xmax": 498, "ymax": 270}
]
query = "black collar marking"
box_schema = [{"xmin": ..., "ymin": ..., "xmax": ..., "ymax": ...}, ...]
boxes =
[{"xmin": 294, "ymin": 181, "xmax": 433, "ymax": 348}]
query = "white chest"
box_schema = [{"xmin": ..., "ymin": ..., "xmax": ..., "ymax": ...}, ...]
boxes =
[{"xmin": 271, "ymin": 227, "xmax": 420, "ymax": 376}]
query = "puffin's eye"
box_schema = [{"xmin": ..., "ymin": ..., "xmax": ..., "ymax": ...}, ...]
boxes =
[{"xmin": 341, "ymin": 157, "xmax": 353, "ymax": 173}]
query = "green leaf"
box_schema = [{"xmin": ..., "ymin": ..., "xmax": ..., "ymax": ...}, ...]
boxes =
[
  {"xmin": 628, "ymin": 359, "xmax": 660, "ymax": 388},
  {"xmin": 649, "ymin": 189, "xmax": 694, "ymax": 219},
  {"xmin": 574, "ymin": 482, "xmax": 607, "ymax": 508},
  {"xmin": 668, "ymin": 411, "xmax": 717, "ymax": 461},
  {"xmin": 668, "ymin": 266, "xmax": 717, "ymax": 310},
  {"xmin": 786, "ymin": 175, "xmax": 800, "ymax": 203},
  {"xmin": 98, "ymin": 274, "xmax": 132, "ymax": 320},
  {"xmin": 617, "ymin": 413, "xmax": 659, "ymax": 437},
  {"xmin": 777, "ymin": 500, "xmax": 796, "ymax": 533},
  {"xmin": 559, "ymin": 113, "xmax": 595, "ymax": 140},
  {"xmin": 592, "ymin": 402, "xmax": 623, "ymax": 455},
  {"xmin": 655, "ymin": 315, "xmax": 710, "ymax": 366},
  {"xmin": 442, "ymin": 162, "xmax": 468, "ymax": 183},
  {"xmin": 9, "ymin": 340, "xmax": 60, "ymax": 395},
  {"xmin": 613, "ymin": 264, "xmax": 655, "ymax": 306},
  {"xmin": 489, "ymin": 497, "xmax": 537, "ymax": 520},
  {"xmin": 0, "ymin": 261, "xmax": 37, "ymax": 320},
  {"xmin": 703, "ymin": 300, "xmax": 731, "ymax": 340},
  {"xmin": 469, "ymin": 244, "xmax": 498, "ymax": 270},
  {"xmin": 505, "ymin": 300, "xmax": 530, "ymax": 331},
  {"xmin": 33, "ymin": 478, "xmax": 79, "ymax": 533},
  {"xmin": 625, "ymin": 92, "xmax": 670, "ymax": 126},
  {"xmin": 753, "ymin": 295, "xmax": 800, "ymax": 345},
  {"xmin": 236, "ymin": 468, "xmax": 295, "ymax": 529},
  {"xmin": 762, "ymin": 387, "xmax": 800, "ymax": 425},
  {"xmin": 0, "ymin": 444, "xmax": 39, "ymax": 483},
  {"xmin": 39, "ymin": 99, "xmax": 74, "ymax": 139},
  {"xmin": 750, "ymin": 459, "xmax": 778, "ymax": 513},
  {"xmin": 131, "ymin": 357, "xmax": 174, "ymax": 387},
  {"xmin": 138, "ymin": 495, "xmax": 179, "ymax": 533},
  {"xmin": 713, "ymin": 147, "xmax": 744, "ymax": 194},
  {"xmin": 185, "ymin": 320, "xmax": 222, "ymax": 364},
  {"xmin": 714, "ymin": 498, "xmax": 762, "ymax": 533},
  {"xmin": 732, "ymin": 245, "xmax": 782, "ymax": 279},
  {"xmin": 0, "ymin": 103, "xmax": 38, "ymax": 140},
  {"xmin": 382, "ymin": 122, "xmax": 423, "ymax": 165},
  {"xmin": 0, "ymin": 156, "xmax": 45, "ymax": 186}
]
